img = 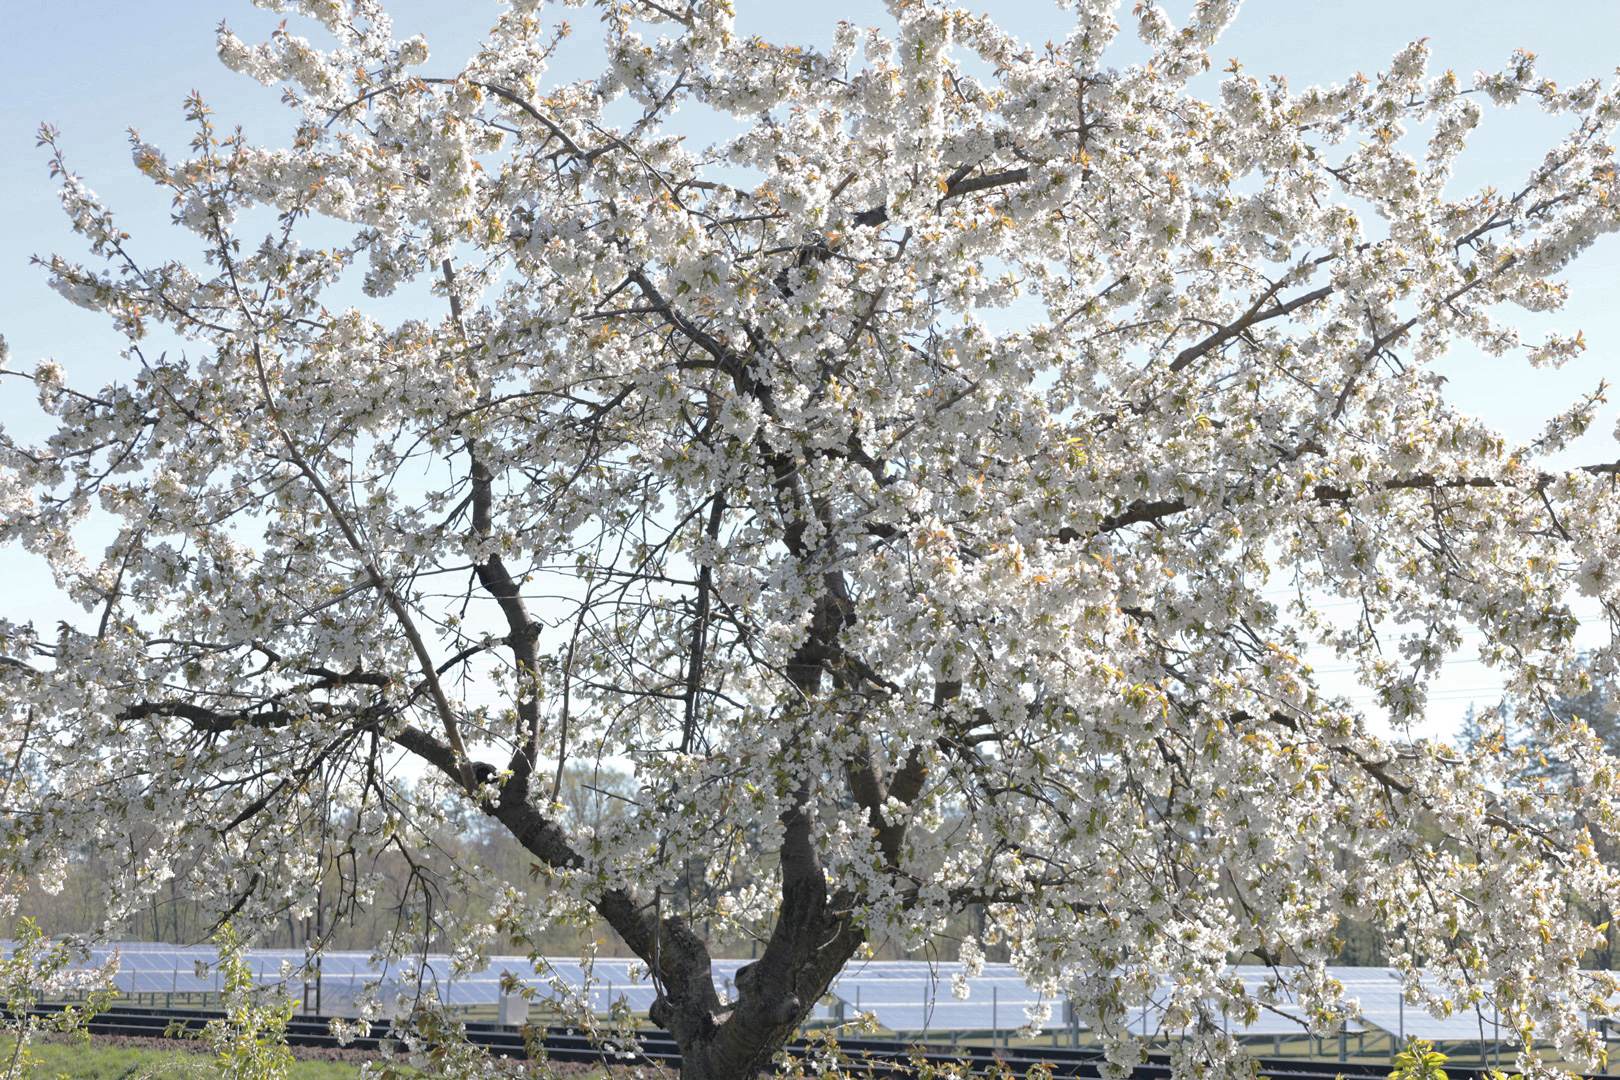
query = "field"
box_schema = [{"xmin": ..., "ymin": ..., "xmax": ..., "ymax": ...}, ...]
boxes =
[
  {"xmin": 0, "ymin": 1038, "xmax": 363, "ymax": 1080},
  {"xmin": 0, "ymin": 1033, "xmax": 629, "ymax": 1080},
  {"xmin": 4, "ymin": 1026, "xmax": 1609, "ymax": 1079}
]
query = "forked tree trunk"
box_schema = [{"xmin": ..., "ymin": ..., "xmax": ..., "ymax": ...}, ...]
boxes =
[
  {"xmin": 488, "ymin": 579, "xmax": 865, "ymax": 1080},
  {"xmin": 493, "ymin": 792, "xmax": 862, "ymax": 1080}
]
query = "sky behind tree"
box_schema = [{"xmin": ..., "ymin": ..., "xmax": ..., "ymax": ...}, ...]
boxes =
[{"xmin": 3, "ymin": 0, "xmax": 1616, "ymax": 734}]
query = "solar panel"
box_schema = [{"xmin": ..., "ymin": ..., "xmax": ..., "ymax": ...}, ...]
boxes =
[
  {"xmin": 867, "ymin": 999, "xmax": 1060, "ymax": 1033},
  {"xmin": 1115, "ymin": 1000, "xmax": 1324, "ymax": 1037},
  {"xmin": 828, "ymin": 970, "xmax": 1053, "ymax": 1034},
  {"xmin": 1327, "ymin": 969, "xmax": 1512, "ymax": 1042},
  {"xmin": 0, "ymin": 943, "xmax": 1565, "ymax": 1044}
]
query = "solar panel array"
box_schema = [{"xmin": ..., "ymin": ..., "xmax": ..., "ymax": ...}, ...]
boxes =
[
  {"xmin": 1109, "ymin": 967, "xmax": 1525, "ymax": 1042},
  {"xmin": 7, "ymin": 945, "xmax": 833, "ymax": 1021},
  {"xmin": 1329, "ymin": 967, "xmax": 1509, "ymax": 1043},
  {"xmin": 827, "ymin": 966, "xmax": 1051, "ymax": 1035},
  {"xmin": 1113, "ymin": 968, "xmax": 1355, "ymax": 1039},
  {"xmin": 2, "ymin": 944, "xmax": 1570, "ymax": 1042}
]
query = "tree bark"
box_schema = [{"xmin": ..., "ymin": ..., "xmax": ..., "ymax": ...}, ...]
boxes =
[
  {"xmin": 476, "ymin": 561, "xmax": 868, "ymax": 1079},
  {"xmin": 489, "ymin": 752, "xmax": 864, "ymax": 1080}
]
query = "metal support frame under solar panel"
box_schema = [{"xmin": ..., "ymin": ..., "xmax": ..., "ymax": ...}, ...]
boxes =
[
  {"xmin": 11, "ymin": 944, "xmax": 1610, "ymax": 1071},
  {"xmin": 16, "ymin": 1004, "xmax": 1606, "ymax": 1080}
]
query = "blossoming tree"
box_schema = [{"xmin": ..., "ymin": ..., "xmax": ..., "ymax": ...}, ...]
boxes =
[{"xmin": 3, "ymin": 0, "xmax": 1620, "ymax": 1076}]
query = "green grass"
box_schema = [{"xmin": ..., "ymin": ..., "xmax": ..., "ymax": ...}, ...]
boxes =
[{"xmin": 0, "ymin": 1039, "xmax": 366, "ymax": 1080}]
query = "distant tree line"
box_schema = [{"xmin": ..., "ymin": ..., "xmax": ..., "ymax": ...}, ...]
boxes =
[
  {"xmin": 22, "ymin": 659, "xmax": 1614, "ymax": 971},
  {"xmin": 16, "ymin": 763, "xmax": 1008, "ymax": 965},
  {"xmin": 1460, "ymin": 654, "xmax": 1620, "ymax": 970}
]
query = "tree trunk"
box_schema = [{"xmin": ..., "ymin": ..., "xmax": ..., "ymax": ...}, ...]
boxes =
[{"xmin": 492, "ymin": 792, "xmax": 862, "ymax": 1080}]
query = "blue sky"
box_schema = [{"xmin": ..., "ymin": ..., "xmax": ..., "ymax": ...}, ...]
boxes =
[
  {"xmin": 2, "ymin": 1, "xmax": 1617, "ymax": 734},
  {"xmin": 5, "ymin": 0, "xmax": 1617, "ymax": 431}
]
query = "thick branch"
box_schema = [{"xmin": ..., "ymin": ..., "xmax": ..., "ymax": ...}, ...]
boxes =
[
  {"xmin": 1169, "ymin": 285, "xmax": 1334, "ymax": 373},
  {"xmin": 1055, "ymin": 459, "xmax": 1620, "ymax": 542},
  {"xmin": 681, "ymin": 494, "xmax": 725, "ymax": 755},
  {"xmin": 270, "ymin": 424, "xmax": 470, "ymax": 777},
  {"xmin": 943, "ymin": 166, "xmax": 1031, "ymax": 200}
]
